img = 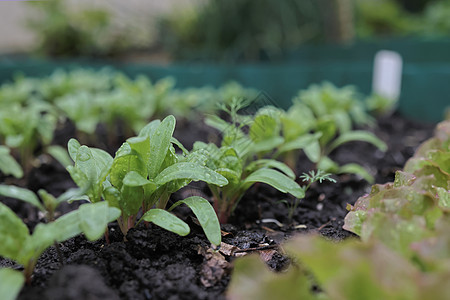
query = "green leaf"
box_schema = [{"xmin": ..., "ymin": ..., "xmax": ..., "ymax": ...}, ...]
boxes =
[
  {"xmin": 148, "ymin": 115, "xmax": 176, "ymax": 179},
  {"xmin": 243, "ymin": 168, "xmax": 305, "ymax": 198},
  {"xmin": 123, "ymin": 171, "xmax": 155, "ymax": 188},
  {"xmin": 277, "ymin": 133, "xmax": 322, "ymax": 154},
  {"xmin": 246, "ymin": 159, "xmax": 296, "ymax": 179},
  {"xmin": 327, "ymin": 130, "xmax": 387, "ymax": 153},
  {"xmin": 338, "ymin": 163, "xmax": 374, "ymax": 183},
  {"xmin": 0, "ymin": 146, "xmax": 23, "ymax": 178},
  {"xmin": 0, "ymin": 268, "xmax": 25, "ymax": 300},
  {"xmin": 0, "ymin": 203, "xmax": 30, "ymax": 264},
  {"xmin": 138, "ymin": 119, "xmax": 161, "ymax": 137},
  {"xmin": 154, "ymin": 162, "xmax": 228, "ymax": 187},
  {"xmin": 110, "ymin": 149, "xmax": 146, "ymax": 191},
  {"xmin": 303, "ymin": 140, "xmax": 321, "ymax": 163},
  {"xmin": 141, "ymin": 209, "xmax": 190, "ymax": 236},
  {"xmin": 68, "ymin": 138, "xmax": 81, "ymax": 162},
  {"xmin": 78, "ymin": 202, "xmax": 121, "ymax": 241},
  {"xmin": 169, "ymin": 196, "xmax": 221, "ymax": 246},
  {"xmin": 103, "ymin": 186, "xmax": 121, "ymax": 209},
  {"xmin": 47, "ymin": 145, "xmax": 73, "ymax": 168},
  {"xmin": 317, "ymin": 156, "xmax": 339, "ymax": 173},
  {"xmin": 0, "ymin": 185, "xmax": 45, "ymax": 211}
]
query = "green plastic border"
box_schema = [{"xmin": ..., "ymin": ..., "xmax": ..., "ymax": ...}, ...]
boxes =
[{"xmin": 0, "ymin": 52, "xmax": 448, "ymax": 122}]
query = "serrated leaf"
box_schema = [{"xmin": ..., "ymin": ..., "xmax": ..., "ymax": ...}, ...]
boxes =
[
  {"xmin": 154, "ymin": 162, "xmax": 228, "ymax": 187},
  {"xmin": 0, "ymin": 268, "xmax": 25, "ymax": 300},
  {"xmin": 169, "ymin": 196, "xmax": 221, "ymax": 246},
  {"xmin": 243, "ymin": 168, "xmax": 304, "ymax": 198},
  {"xmin": 78, "ymin": 202, "xmax": 121, "ymax": 241},
  {"xmin": 0, "ymin": 185, "xmax": 45, "ymax": 211},
  {"xmin": 141, "ymin": 209, "xmax": 190, "ymax": 236}
]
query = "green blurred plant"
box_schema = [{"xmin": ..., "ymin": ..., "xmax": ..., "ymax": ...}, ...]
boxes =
[
  {"xmin": 27, "ymin": 0, "xmax": 131, "ymax": 57},
  {"xmin": 0, "ymin": 201, "xmax": 119, "ymax": 285},
  {"xmin": 0, "ymin": 101, "xmax": 57, "ymax": 173},
  {"xmin": 159, "ymin": 0, "xmax": 324, "ymax": 61}
]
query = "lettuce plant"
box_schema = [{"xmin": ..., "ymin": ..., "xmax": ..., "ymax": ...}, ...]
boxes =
[
  {"xmin": 67, "ymin": 115, "xmax": 227, "ymax": 245},
  {"xmin": 227, "ymin": 234, "xmax": 450, "ymax": 300},
  {"xmin": 0, "ymin": 201, "xmax": 119, "ymax": 285},
  {"xmin": 199, "ymin": 100, "xmax": 305, "ymax": 223},
  {"xmin": 344, "ymin": 120, "xmax": 450, "ymax": 257}
]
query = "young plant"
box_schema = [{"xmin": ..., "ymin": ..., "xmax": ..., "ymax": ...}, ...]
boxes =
[
  {"xmin": 281, "ymin": 170, "xmax": 336, "ymax": 223},
  {"xmin": 68, "ymin": 115, "xmax": 228, "ymax": 246},
  {"xmin": 199, "ymin": 99, "xmax": 305, "ymax": 223},
  {"xmin": 0, "ymin": 201, "xmax": 119, "ymax": 286}
]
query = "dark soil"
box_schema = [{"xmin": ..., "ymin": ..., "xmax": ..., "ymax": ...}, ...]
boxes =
[{"xmin": 0, "ymin": 112, "xmax": 436, "ymax": 300}]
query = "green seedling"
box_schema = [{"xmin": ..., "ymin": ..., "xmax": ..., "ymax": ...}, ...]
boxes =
[
  {"xmin": 200, "ymin": 99, "xmax": 305, "ymax": 223},
  {"xmin": 280, "ymin": 170, "xmax": 336, "ymax": 223},
  {"xmin": 0, "ymin": 146, "xmax": 23, "ymax": 178},
  {"xmin": 0, "ymin": 201, "xmax": 120, "ymax": 285},
  {"xmin": 68, "ymin": 115, "xmax": 227, "ymax": 245}
]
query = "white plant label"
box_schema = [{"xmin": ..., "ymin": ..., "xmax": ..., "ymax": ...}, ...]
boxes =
[{"xmin": 372, "ymin": 50, "xmax": 403, "ymax": 100}]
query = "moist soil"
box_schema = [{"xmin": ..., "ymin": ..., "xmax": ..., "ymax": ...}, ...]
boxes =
[{"xmin": 0, "ymin": 112, "xmax": 436, "ymax": 300}]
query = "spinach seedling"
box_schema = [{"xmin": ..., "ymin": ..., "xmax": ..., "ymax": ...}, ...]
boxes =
[
  {"xmin": 0, "ymin": 201, "xmax": 119, "ymax": 285},
  {"xmin": 68, "ymin": 115, "xmax": 227, "ymax": 246},
  {"xmin": 200, "ymin": 99, "xmax": 304, "ymax": 223}
]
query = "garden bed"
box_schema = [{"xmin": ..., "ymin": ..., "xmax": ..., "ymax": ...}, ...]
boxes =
[{"xmin": 0, "ymin": 112, "xmax": 435, "ymax": 300}]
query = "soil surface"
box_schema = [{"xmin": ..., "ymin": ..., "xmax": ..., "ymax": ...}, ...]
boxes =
[{"xmin": 0, "ymin": 112, "xmax": 436, "ymax": 300}]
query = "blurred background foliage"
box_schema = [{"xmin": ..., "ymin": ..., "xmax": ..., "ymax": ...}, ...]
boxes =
[{"xmin": 19, "ymin": 0, "xmax": 450, "ymax": 61}]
